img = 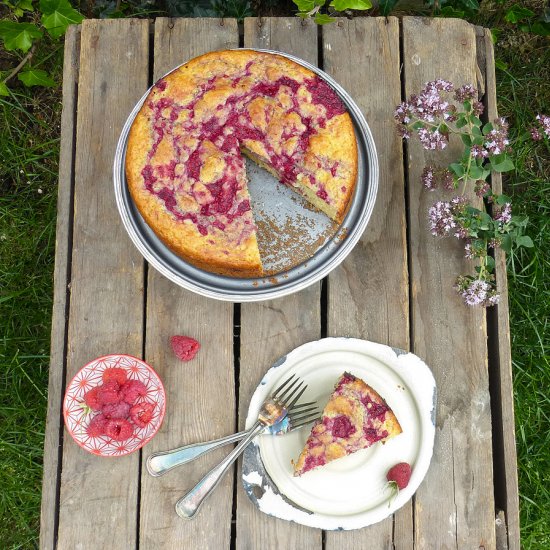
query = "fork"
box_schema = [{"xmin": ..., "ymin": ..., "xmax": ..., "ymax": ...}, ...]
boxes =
[
  {"xmin": 175, "ymin": 374, "xmax": 307, "ymax": 519},
  {"xmin": 147, "ymin": 401, "xmax": 319, "ymax": 477}
]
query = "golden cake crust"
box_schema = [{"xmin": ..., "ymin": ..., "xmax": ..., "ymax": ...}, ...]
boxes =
[{"xmin": 126, "ymin": 49, "xmax": 357, "ymax": 277}]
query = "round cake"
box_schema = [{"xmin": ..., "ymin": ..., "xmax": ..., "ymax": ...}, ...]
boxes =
[{"xmin": 126, "ymin": 50, "xmax": 358, "ymax": 277}]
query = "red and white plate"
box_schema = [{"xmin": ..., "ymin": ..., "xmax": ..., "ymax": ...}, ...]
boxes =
[{"xmin": 63, "ymin": 354, "xmax": 166, "ymax": 457}]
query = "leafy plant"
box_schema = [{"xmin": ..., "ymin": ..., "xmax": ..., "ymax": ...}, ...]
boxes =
[
  {"xmin": 395, "ymin": 79, "xmax": 538, "ymax": 307},
  {"xmin": 292, "ymin": 0, "xmax": 372, "ymax": 25},
  {"xmin": 0, "ymin": 0, "xmax": 84, "ymax": 94}
]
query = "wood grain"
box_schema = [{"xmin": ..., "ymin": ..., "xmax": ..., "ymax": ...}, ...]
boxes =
[
  {"xmin": 55, "ymin": 19, "xmax": 149, "ymax": 549},
  {"xmin": 137, "ymin": 18, "xmax": 239, "ymax": 550},
  {"xmin": 323, "ymin": 17, "xmax": 411, "ymax": 549},
  {"xmin": 402, "ymin": 17, "xmax": 496, "ymax": 549},
  {"xmin": 39, "ymin": 24, "xmax": 80, "ymax": 550},
  {"xmin": 235, "ymin": 17, "xmax": 322, "ymax": 550},
  {"xmin": 480, "ymin": 27, "xmax": 520, "ymax": 550}
]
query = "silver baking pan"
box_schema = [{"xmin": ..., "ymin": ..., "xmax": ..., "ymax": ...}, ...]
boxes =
[{"xmin": 113, "ymin": 49, "xmax": 378, "ymax": 302}]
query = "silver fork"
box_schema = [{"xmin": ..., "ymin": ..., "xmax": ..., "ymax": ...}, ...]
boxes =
[
  {"xmin": 146, "ymin": 401, "xmax": 319, "ymax": 477},
  {"xmin": 175, "ymin": 374, "xmax": 307, "ymax": 519}
]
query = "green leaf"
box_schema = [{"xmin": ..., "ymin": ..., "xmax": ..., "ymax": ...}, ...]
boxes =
[
  {"xmin": 486, "ymin": 255, "xmax": 495, "ymax": 272},
  {"xmin": 439, "ymin": 6, "xmax": 464, "ymax": 18},
  {"xmin": 0, "ymin": 81, "xmax": 9, "ymax": 96},
  {"xmin": 0, "ymin": 21, "xmax": 43, "ymax": 53},
  {"xmin": 18, "ymin": 68, "xmax": 56, "ymax": 87},
  {"xmin": 314, "ymin": 12, "xmax": 336, "ymax": 24},
  {"xmin": 378, "ymin": 0, "xmax": 398, "ymax": 16},
  {"xmin": 330, "ymin": 0, "xmax": 371, "ymax": 10},
  {"xmin": 469, "ymin": 115, "xmax": 482, "ymax": 127},
  {"xmin": 495, "ymin": 59, "xmax": 508, "ymax": 71},
  {"xmin": 500, "ymin": 234, "xmax": 512, "ymax": 253},
  {"xmin": 516, "ymin": 235, "xmax": 534, "ymax": 248},
  {"xmin": 494, "ymin": 194, "xmax": 511, "ymax": 205},
  {"xmin": 530, "ymin": 21, "xmax": 550, "ymax": 36},
  {"xmin": 461, "ymin": 134, "xmax": 472, "ymax": 146},
  {"xmin": 294, "ymin": 0, "xmax": 315, "ymax": 12},
  {"xmin": 412, "ymin": 121, "xmax": 424, "ymax": 130},
  {"xmin": 482, "ymin": 122, "xmax": 493, "ymax": 135},
  {"xmin": 504, "ymin": 5, "xmax": 535, "ymax": 24},
  {"xmin": 456, "ymin": 117, "xmax": 468, "ymax": 129},
  {"xmin": 490, "ymin": 28, "xmax": 500, "ymax": 44},
  {"xmin": 40, "ymin": 0, "xmax": 85, "ymax": 39},
  {"xmin": 450, "ymin": 163, "xmax": 465, "ymax": 177},
  {"xmin": 468, "ymin": 165, "xmax": 483, "ymax": 179},
  {"xmin": 472, "ymin": 126, "xmax": 482, "ymax": 137},
  {"xmin": 491, "ymin": 157, "xmax": 515, "ymax": 172}
]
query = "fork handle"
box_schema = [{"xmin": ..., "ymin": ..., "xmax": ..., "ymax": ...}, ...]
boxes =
[
  {"xmin": 146, "ymin": 431, "xmax": 249, "ymax": 477},
  {"xmin": 175, "ymin": 421, "xmax": 264, "ymax": 520}
]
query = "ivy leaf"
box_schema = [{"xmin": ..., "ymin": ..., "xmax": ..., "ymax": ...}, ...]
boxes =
[
  {"xmin": 491, "ymin": 157, "xmax": 514, "ymax": 172},
  {"xmin": 516, "ymin": 235, "xmax": 534, "ymax": 248},
  {"xmin": 330, "ymin": 0, "xmax": 371, "ymax": 10},
  {"xmin": 504, "ymin": 5, "xmax": 535, "ymax": 24},
  {"xmin": 0, "ymin": 81, "xmax": 10, "ymax": 96},
  {"xmin": 18, "ymin": 68, "xmax": 56, "ymax": 87},
  {"xmin": 294, "ymin": 0, "xmax": 315, "ymax": 11},
  {"xmin": 0, "ymin": 21, "xmax": 43, "ymax": 53},
  {"xmin": 314, "ymin": 12, "xmax": 336, "ymax": 24},
  {"xmin": 529, "ymin": 21, "xmax": 550, "ymax": 36},
  {"xmin": 40, "ymin": 0, "xmax": 84, "ymax": 39}
]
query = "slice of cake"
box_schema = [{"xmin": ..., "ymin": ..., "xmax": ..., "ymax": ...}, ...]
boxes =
[{"xmin": 293, "ymin": 372, "xmax": 402, "ymax": 476}]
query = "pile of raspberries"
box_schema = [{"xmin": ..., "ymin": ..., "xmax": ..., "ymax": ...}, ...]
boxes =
[{"xmin": 83, "ymin": 368, "xmax": 155, "ymax": 441}]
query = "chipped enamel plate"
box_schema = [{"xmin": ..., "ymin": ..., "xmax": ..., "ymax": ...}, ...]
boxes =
[{"xmin": 241, "ymin": 337, "xmax": 436, "ymax": 530}]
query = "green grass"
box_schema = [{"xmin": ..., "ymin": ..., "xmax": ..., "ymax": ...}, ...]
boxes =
[
  {"xmin": 0, "ymin": 73, "xmax": 62, "ymax": 547},
  {"xmin": 0, "ymin": 5, "xmax": 549, "ymax": 549}
]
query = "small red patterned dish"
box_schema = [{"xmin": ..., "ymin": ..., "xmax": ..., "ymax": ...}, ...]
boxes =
[{"xmin": 63, "ymin": 354, "xmax": 166, "ymax": 457}]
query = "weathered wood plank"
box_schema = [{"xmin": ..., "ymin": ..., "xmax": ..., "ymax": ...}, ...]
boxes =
[
  {"xmin": 56, "ymin": 19, "xmax": 149, "ymax": 549},
  {"xmin": 138, "ymin": 18, "xmax": 239, "ymax": 550},
  {"xmin": 236, "ymin": 17, "xmax": 322, "ymax": 550},
  {"xmin": 402, "ymin": 17, "xmax": 496, "ymax": 548},
  {"xmin": 40, "ymin": 24, "xmax": 80, "ymax": 550},
  {"xmin": 323, "ymin": 17, "xmax": 411, "ymax": 550},
  {"xmin": 480, "ymin": 27, "xmax": 520, "ymax": 550}
]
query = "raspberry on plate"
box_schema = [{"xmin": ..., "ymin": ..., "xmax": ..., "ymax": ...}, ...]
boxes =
[
  {"xmin": 105, "ymin": 418, "xmax": 134, "ymax": 441},
  {"xmin": 83, "ymin": 386, "xmax": 103, "ymax": 411},
  {"xmin": 130, "ymin": 402, "xmax": 155, "ymax": 428},
  {"xmin": 102, "ymin": 367, "xmax": 127, "ymax": 386},
  {"xmin": 120, "ymin": 379, "xmax": 148, "ymax": 404},
  {"xmin": 170, "ymin": 335, "xmax": 200, "ymax": 362},
  {"xmin": 97, "ymin": 379, "xmax": 122, "ymax": 405},
  {"xmin": 102, "ymin": 401, "xmax": 131, "ymax": 420},
  {"xmin": 86, "ymin": 414, "xmax": 109, "ymax": 438}
]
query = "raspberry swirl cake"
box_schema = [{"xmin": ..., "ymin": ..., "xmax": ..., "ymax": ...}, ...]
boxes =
[
  {"xmin": 125, "ymin": 50, "xmax": 357, "ymax": 277},
  {"xmin": 293, "ymin": 372, "xmax": 402, "ymax": 476}
]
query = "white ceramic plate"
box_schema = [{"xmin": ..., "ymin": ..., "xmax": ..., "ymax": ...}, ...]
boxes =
[{"xmin": 241, "ymin": 337, "xmax": 436, "ymax": 530}]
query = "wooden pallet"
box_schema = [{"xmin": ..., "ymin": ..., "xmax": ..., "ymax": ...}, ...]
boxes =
[{"xmin": 40, "ymin": 17, "xmax": 520, "ymax": 549}]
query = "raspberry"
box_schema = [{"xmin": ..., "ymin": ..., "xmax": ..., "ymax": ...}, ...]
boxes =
[
  {"xmin": 387, "ymin": 462, "xmax": 412, "ymax": 490},
  {"xmin": 102, "ymin": 367, "xmax": 127, "ymax": 386},
  {"xmin": 120, "ymin": 379, "xmax": 148, "ymax": 404},
  {"xmin": 170, "ymin": 335, "xmax": 200, "ymax": 361},
  {"xmin": 83, "ymin": 386, "xmax": 102, "ymax": 411},
  {"xmin": 130, "ymin": 402, "xmax": 155, "ymax": 428},
  {"xmin": 105, "ymin": 418, "xmax": 134, "ymax": 441},
  {"xmin": 86, "ymin": 414, "xmax": 108, "ymax": 437},
  {"xmin": 97, "ymin": 379, "xmax": 122, "ymax": 405},
  {"xmin": 102, "ymin": 401, "xmax": 131, "ymax": 419}
]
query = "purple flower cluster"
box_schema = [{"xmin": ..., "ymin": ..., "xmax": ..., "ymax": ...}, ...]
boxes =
[
  {"xmin": 418, "ymin": 128, "xmax": 448, "ymax": 150},
  {"xmin": 428, "ymin": 196, "xmax": 467, "ymax": 237},
  {"xmin": 495, "ymin": 203, "xmax": 512, "ymax": 224},
  {"xmin": 454, "ymin": 84, "xmax": 477, "ymax": 102},
  {"xmin": 474, "ymin": 180, "xmax": 491, "ymax": 198},
  {"xmin": 530, "ymin": 114, "xmax": 550, "ymax": 141},
  {"xmin": 470, "ymin": 144, "xmax": 488, "ymax": 159},
  {"xmin": 421, "ymin": 165, "xmax": 454, "ymax": 191},
  {"xmin": 484, "ymin": 118, "xmax": 510, "ymax": 156},
  {"xmin": 455, "ymin": 276, "xmax": 500, "ymax": 307}
]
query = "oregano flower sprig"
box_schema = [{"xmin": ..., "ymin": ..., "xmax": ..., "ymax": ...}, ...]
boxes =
[{"xmin": 395, "ymin": 80, "xmax": 533, "ymax": 307}]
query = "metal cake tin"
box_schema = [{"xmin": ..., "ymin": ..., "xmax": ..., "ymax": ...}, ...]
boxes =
[{"xmin": 113, "ymin": 49, "xmax": 379, "ymax": 302}]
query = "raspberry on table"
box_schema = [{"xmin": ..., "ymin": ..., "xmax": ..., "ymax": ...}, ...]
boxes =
[{"xmin": 170, "ymin": 335, "xmax": 200, "ymax": 362}]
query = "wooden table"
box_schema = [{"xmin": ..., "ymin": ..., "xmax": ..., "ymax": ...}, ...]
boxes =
[{"xmin": 41, "ymin": 16, "xmax": 520, "ymax": 549}]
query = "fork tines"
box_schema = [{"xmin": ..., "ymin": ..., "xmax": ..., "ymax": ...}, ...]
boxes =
[{"xmin": 272, "ymin": 374, "xmax": 308, "ymax": 410}]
